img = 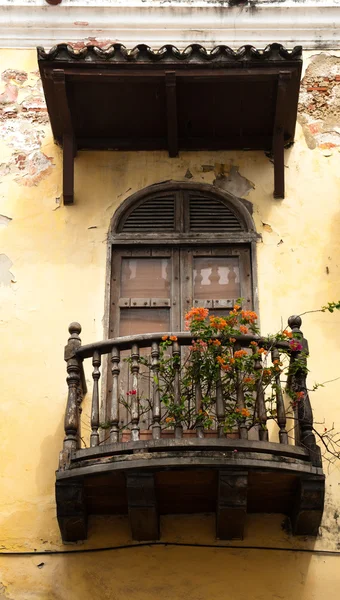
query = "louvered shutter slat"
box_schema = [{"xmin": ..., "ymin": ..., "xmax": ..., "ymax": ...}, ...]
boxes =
[
  {"xmin": 189, "ymin": 194, "xmax": 243, "ymax": 232},
  {"xmin": 122, "ymin": 194, "xmax": 175, "ymax": 231}
]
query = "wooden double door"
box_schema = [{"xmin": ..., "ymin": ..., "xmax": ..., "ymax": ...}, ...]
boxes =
[{"xmin": 110, "ymin": 245, "xmax": 253, "ymax": 337}]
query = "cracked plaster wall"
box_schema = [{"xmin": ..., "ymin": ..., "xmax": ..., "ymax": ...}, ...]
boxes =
[{"xmin": 1, "ymin": 48, "xmax": 340, "ymax": 599}]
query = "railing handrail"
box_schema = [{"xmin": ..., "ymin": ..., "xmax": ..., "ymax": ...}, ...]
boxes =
[{"xmin": 75, "ymin": 332, "xmax": 290, "ymax": 359}]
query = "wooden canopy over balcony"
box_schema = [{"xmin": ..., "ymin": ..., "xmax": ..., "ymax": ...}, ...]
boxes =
[
  {"xmin": 37, "ymin": 43, "xmax": 302, "ymax": 204},
  {"xmin": 57, "ymin": 315, "xmax": 324, "ymax": 543}
]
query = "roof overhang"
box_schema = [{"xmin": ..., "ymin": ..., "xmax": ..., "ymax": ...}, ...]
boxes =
[{"xmin": 38, "ymin": 43, "xmax": 303, "ymax": 204}]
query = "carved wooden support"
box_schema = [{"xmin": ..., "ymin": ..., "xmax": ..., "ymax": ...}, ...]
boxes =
[
  {"xmin": 63, "ymin": 133, "xmax": 76, "ymax": 205},
  {"xmin": 52, "ymin": 69, "xmax": 76, "ymax": 204},
  {"xmin": 126, "ymin": 472, "xmax": 159, "ymax": 541},
  {"xmin": 273, "ymin": 71, "xmax": 290, "ymax": 199},
  {"xmin": 216, "ymin": 470, "xmax": 248, "ymax": 539},
  {"xmin": 56, "ymin": 479, "xmax": 87, "ymax": 542},
  {"xmin": 291, "ymin": 475, "xmax": 325, "ymax": 536}
]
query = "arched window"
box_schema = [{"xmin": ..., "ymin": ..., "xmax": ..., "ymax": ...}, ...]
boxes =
[{"xmin": 107, "ymin": 182, "xmax": 258, "ymax": 339}]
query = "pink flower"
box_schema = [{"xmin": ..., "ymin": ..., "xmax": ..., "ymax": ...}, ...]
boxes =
[{"xmin": 289, "ymin": 339, "xmax": 303, "ymax": 352}]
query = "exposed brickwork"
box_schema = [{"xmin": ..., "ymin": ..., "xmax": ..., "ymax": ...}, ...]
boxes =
[
  {"xmin": 0, "ymin": 68, "xmax": 53, "ymax": 186},
  {"xmin": 298, "ymin": 54, "xmax": 340, "ymax": 151}
]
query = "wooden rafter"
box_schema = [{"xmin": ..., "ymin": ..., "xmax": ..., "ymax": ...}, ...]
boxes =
[{"xmin": 165, "ymin": 71, "xmax": 178, "ymax": 158}]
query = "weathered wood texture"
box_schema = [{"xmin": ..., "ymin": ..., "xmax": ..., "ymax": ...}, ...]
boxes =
[
  {"xmin": 55, "ymin": 466, "xmax": 324, "ymax": 541},
  {"xmin": 291, "ymin": 475, "xmax": 325, "ymax": 536},
  {"xmin": 56, "ymin": 479, "xmax": 87, "ymax": 542},
  {"xmin": 216, "ymin": 470, "xmax": 248, "ymax": 539},
  {"xmin": 126, "ymin": 472, "xmax": 159, "ymax": 540}
]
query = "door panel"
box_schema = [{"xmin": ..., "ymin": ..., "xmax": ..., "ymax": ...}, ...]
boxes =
[{"xmin": 181, "ymin": 246, "xmax": 252, "ymax": 328}]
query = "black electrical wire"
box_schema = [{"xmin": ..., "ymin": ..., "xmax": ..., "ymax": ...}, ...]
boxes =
[{"xmin": 1, "ymin": 542, "xmax": 340, "ymax": 557}]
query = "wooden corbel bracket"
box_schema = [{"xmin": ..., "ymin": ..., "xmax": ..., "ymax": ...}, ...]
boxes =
[{"xmin": 52, "ymin": 69, "xmax": 77, "ymax": 205}]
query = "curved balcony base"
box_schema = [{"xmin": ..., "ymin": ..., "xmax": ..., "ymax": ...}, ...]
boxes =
[{"xmin": 56, "ymin": 440, "xmax": 325, "ymax": 542}]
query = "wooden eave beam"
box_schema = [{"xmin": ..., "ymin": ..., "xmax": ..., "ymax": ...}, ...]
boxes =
[
  {"xmin": 165, "ymin": 71, "xmax": 178, "ymax": 158},
  {"xmin": 273, "ymin": 71, "xmax": 291, "ymax": 199},
  {"xmin": 52, "ymin": 69, "xmax": 76, "ymax": 205}
]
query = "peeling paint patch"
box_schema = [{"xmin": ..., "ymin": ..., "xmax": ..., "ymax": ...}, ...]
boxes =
[
  {"xmin": 262, "ymin": 222, "xmax": 273, "ymax": 233},
  {"xmin": 298, "ymin": 54, "xmax": 340, "ymax": 150},
  {"xmin": 213, "ymin": 164, "xmax": 255, "ymax": 197},
  {"xmin": 0, "ymin": 150, "xmax": 54, "ymax": 187},
  {"xmin": 0, "ymin": 215, "xmax": 12, "ymax": 228},
  {"xmin": 0, "ymin": 254, "xmax": 14, "ymax": 287}
]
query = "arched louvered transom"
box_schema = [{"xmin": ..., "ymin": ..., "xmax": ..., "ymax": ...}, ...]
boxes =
[{"xmin": 119, "ymin": 189, "xmax": 245, "ymax": 233}]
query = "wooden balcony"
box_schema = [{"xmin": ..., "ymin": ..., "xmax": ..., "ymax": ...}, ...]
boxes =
[{"xmin": 56, "ymin": 316, "xmax": 325, "ymax": 542}]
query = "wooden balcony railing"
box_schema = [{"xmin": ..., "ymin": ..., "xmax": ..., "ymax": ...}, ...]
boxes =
[
  {"xmin": 61, "ymin": 315, "xmax": 321, "ymax": 466},
  {"xmin": 56, "ymin": 315, "xmax": 325, "ymax": 543}
]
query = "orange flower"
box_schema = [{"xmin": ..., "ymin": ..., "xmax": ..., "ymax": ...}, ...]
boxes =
[
  {"xmin": 165, "ymin": 417, "xmax": 175, "ymax": 423},
  {"xmin": 233, "ymin": 304, "xmax": 241, "ymax": 311},
  {"xmin": 210, "ymin": 316, "xmax": 227, "ymax": 330},
  {"xmin": 221, "ymin": 364, "xmax": 231, "ymax": 372},
  {"xmin": 239, "ymin": 325, "xmax": 248, "ymax": 334},
  {"xmin": 263, "ymin": 369, "xmax": 271, "ymax": 377},
  {"xmin": 229, "ymin": 337, "xmax": 236, "ymax": 344},
  {"xmin": 210, "ymin": 339, "xmax": 221, "ymax": 346},
  {"xmin": 282, "ymin": 330, "xmax": 293, "ymax": 338},
  {"xmin": 185, "ymin": 307, "xmax": 209, "ymax": 323},
  {"xmin": 241, "ymin": 408, "xmax": 250, "ymax": 418},
  {"xmin": 170, "ymin": 335, "xmax": 177, "ymax": 341},
  {"xmin": 250, "ymin": 341, "xmax": 258, "ymax": 347},
  {"xmin": 244, "ymin": 376, "xmax": 255, "ymax": 384},
  {"xmin": 234, "ymin": 349, "xmax": 248, "ymax": 359},
  {"xmin": 162, "ymin": 335, "xmax": 168, "ymax": 341},
  {"xmin": 241, "ymin": 310, "xmax": 258, "ymax": 324},
  {"xmin": 216, "ymin": 356, "xmax": 226, "ymax": 366},
  {"xmin": 258, "ymin": 348, "xmax": 266, "ymax": 354}
]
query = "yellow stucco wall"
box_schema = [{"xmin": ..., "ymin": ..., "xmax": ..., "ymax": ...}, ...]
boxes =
[{"xmin": 1, "ymin": 49, "xmax": 340, "ymax": 598}]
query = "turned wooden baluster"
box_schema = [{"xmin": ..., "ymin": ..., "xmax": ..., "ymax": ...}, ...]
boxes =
[
  {"xmin": 90, "ymin": 351, "xmax": 101, "ymax": 447},
  {"xmin": 195, "ymin": 379, "xmax": 204, "ymax": 439},
  {"xmin": 288, "ymin": 315, "xmax": 322, "ymax": 467},
  {"xmin": 235, "ymin": 344, "xmax": 248, "ymax": 440},
  {"xmin": 253, "ymin": 346, "xmax": 268, "ymax": 441},
  {"xmin": 151, "ymin": 342, "xmax": 161, "ymax": 440},
  {"xmin": 237, "ymin": 373, "xmax": 248, "ymax": 440},
  {"xmin": 216, "ymin": 370, "xmax": 225, "ymax": 438},
  {"xmin": 63, "ymin": 323, "xmax": 83, "ymax": 462},
  {"xmin": 109, "ymin": 346, "xmax": 120, "ymax": 443},
  {"xmin": 173, "ymin": 341, "xmax": 183, "ymax": 439},
  {"xmin": 271, "ymin": 347, "xmax": 288, "ymax": 444},
  {"xmin": 130, "ymin": 343, "xmax": 140, "ymax": 441}
]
